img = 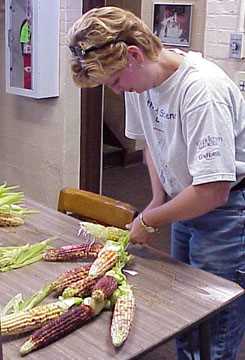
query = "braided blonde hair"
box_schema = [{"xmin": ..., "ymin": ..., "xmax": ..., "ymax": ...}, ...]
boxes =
[{"xmin": 68, "ymin": 6, "xmax": 162, "ymax": 88}]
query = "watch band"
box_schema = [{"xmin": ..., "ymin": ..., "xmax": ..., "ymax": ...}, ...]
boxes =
[{"xmin": 139, "ymin": 213, "xmax": 158, "ymax": 233}]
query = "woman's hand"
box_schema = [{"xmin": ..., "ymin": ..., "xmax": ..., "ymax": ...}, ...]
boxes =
[{"xmin": 126, "ymin": 215, "xmax": 155, "ymax": 245}]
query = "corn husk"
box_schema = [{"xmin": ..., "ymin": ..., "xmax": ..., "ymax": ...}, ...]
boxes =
[{"xmin": 0, "ymin": 238, "xmax": 52, "ymax": 272}]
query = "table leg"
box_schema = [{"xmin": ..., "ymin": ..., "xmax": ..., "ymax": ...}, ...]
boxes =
[{"xmin": 199, "ymin": 321, "xmax": 211, "ymax": 360}]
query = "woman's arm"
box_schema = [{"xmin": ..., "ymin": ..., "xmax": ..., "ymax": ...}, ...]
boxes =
[
  {"xmin": 144, "ymin": 145, "xmax": 166, "ymax": 210},
  {"xmin": 130, "ymin": 181, "xmax": 231, "ymax": 244},
  {"xmin": 143, "ymin": 181, "xmax": 230, "ymax": 227}
]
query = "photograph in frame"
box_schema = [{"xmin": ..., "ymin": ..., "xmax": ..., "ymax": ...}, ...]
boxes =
[{"xmin": 153, "ymin": 2, "xmax": 192, "ymax": 47}]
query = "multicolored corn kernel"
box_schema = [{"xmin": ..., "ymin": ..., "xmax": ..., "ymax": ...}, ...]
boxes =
[
  {"xmin": 52, "ymin": 264, "xmax": 91, "ymax": 294},
  {"xmin": 1, "ymin": 302, "xmax": 65, "ymax": 336},
  {"xmin": 20, "ymin": 304, "xmax": 93, "ymax": 356},
  {"xmin": 42, "ymin": 242, "xmax": 103, "ymax": 262},
  {"xmin": 62, "ymin": 275, "xmax": 98, "ymax": 298},
  {"xmin": 91, "ymin": 275, "xmax": 118, "ymax": 302}
]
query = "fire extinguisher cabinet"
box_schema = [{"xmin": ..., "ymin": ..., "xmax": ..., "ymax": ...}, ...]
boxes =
[{"xmin": 5, "ymin": 0, "xmax": 60, "ymax": 98}]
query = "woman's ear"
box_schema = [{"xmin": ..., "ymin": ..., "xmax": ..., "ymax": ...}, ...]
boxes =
[{"xmin": 127, "ymin": 46, "xmax": 145, "ymax": 65}]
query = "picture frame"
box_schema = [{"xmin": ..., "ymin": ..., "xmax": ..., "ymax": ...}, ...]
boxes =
[{"xmin": 153, "ymin": 2, "xmax": 192, "ymax": 47}]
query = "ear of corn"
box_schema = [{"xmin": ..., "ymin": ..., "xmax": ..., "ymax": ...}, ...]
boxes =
[
  {"xmin": 62, "ymin": 275, "xmax": 98, "ymax": 298},
  {"xmin": 51, "ymin": 264, "xmax": 91, "ymax": 294},
  {"xmin": 79, "ymin": 221, "xmax": 129, "ymax": 243},
  {"xmin": 111, "ymin": 282, "xmax": 136, "ymax": 347},
  {"xmin": 90, "ymin": 263, "xmax": 127, "ymax": 303},
  {"xmin": 89, "ymin": 239, "xmax": 130, "ymax": 279},
  {"xmin": 0, "ymin": 214, "xmax": 24, "ymax": 226},
  {"xmin": 42, "ymin": 242, "xmax": 103, "ymax": 262},
  {"xmin": 1, "ymin": 298, "xmax": 82, "ymax": 336},
  {"xmin": 91, "ymin": 275, "xmax": 118, "ymax": 302},
  {"xmin": 20, "ymin": 303, "xmax": 94, "ymax": 356},
  {"xmin": 89, "ymin": 249, "xmax": 118, "ymax": 278}
]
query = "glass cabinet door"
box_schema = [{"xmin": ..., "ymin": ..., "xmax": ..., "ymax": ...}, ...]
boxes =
[{"xmin": 9, "ymin": 0, "xmax": 33, "ymax": 90}]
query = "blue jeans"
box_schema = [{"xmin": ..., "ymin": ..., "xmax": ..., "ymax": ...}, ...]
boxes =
[{"xmin": 171, "ymin": 189, "xmax": 245, "ymax": 360}]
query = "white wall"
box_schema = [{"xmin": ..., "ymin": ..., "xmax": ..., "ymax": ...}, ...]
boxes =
[
  {"xmin": 0, "ymin": 0, "xmax": 82, "ymax": 208},
  {"xmin": 205, "ymin": 0, "xmax": 245, "ymax": 80}
]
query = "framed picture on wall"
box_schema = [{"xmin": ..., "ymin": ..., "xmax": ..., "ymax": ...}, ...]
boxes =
[{"xmin": 153, "ymin": 2, "xmax": 192, "ymax": 47}]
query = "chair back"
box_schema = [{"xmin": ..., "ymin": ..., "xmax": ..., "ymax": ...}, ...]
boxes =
[{"xmin": 58, "ymin": 187, "xmax": 138, "ymax": 229}]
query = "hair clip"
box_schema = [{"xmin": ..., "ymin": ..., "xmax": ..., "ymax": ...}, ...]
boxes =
[
  {"xmin": 69, "ymin": 45, "xmax": 86, "ymax": 58},
  {"xmin": 69, "ymin": 37, "xmax": 128, "ymax": 62}
]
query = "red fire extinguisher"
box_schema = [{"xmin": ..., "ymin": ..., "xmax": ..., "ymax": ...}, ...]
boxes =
[
  {"xmin": 20, "ymin": 3, "xmax": 32, "ymax": 89},
  {"xmin": 23, "ymin": 42, "xmax": 32, "ymax": 90}
]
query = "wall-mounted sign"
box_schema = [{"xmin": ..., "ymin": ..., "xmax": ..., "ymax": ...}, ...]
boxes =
[{"xmin": 153, "ymin": 2, "xmax": 192, "ymax": 47}]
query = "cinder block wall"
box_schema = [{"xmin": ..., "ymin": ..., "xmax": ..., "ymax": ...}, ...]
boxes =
[{"xmin": 205, "ymin": 0, "xmax": 245, "ymax": 82}]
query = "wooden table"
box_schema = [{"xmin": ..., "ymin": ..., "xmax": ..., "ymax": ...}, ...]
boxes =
[{"xmin": 0, "ymin": 199, "xmax": 244, "ymax": 360}]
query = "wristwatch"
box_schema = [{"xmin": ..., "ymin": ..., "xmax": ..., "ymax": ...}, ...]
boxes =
[{"xmin": 139, "ymin": 213, "xmax": 158, "ymax": 233}]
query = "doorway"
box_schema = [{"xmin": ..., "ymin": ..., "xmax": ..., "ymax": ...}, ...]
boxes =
[{"xmin": 79, "ymin": 0, "xmax": 143, "ymax": 196}]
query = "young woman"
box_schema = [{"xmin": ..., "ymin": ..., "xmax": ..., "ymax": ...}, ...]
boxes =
[{"xmin": 68, "ymin": 7, "xmax": 245, "ymax": 359}]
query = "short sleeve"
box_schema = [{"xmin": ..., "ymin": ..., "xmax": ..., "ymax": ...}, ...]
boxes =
[
  {"xmin": 182, "ymin": 100, "xmax": 236, "ymax": 185},
  {"xmin": 124, "ymin": 92, "xmax": 145, "ymax": 140}
]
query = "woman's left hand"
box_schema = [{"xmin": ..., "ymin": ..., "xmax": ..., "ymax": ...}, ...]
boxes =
[{"xmin": 126, "ymin": 215, "xmax": 154, "ymax": 245}]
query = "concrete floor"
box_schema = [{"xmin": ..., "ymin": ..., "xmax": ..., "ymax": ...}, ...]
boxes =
[{"xmin": 103, "ymin": 162, "xmax": 244, "ymax": 360}]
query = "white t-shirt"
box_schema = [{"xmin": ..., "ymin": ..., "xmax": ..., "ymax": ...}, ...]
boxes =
[{"xmin": 125, "ymin": 51, "xmax": 245, "ymax": 198}]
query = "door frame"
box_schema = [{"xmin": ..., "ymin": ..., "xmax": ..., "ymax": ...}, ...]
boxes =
[{"xmin": 79, "ymin": 0, "xmax": 106, "ymax": 193}]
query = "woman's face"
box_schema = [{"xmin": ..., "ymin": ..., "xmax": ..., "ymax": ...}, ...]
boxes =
[
  {"xmin": 103, "ymin": 47, "xmax": 156, "ymax": 94},
  {"xmin": 104, "ymin": 64, "xmax": 147, "ymax": 94}
]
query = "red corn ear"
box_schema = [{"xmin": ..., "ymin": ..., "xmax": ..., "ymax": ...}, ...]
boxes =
[
  {"xmin": 42, "ymin": 242, "xmax": 103, "ymax": 261},
  {"xmin": 92, "ymin": 275, "xmax": 118, "ymax": 302},
  {"xmin": 20, "ymin": 304, "xmax": 93, "ymax": 356}
]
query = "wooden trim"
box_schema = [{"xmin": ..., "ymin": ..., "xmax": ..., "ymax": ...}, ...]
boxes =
[
  {"xmin": 79, "ymin": 0, "xmax": 106, "ymax": 193},
  {"xmin": 80, "ymin": 86, "xmax": 103, "ymax": 193}
]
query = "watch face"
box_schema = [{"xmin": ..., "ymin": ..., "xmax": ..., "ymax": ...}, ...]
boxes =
[{"xmin": 146, "ymin": 226, "xmax": 155, "ymax": 233}]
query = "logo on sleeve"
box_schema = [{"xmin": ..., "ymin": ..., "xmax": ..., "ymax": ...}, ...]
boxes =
[{"xmin": 196, "ymin": 135, "xmax": 223, "ymax": 161}]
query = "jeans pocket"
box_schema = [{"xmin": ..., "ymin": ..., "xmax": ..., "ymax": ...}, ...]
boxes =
[{"xmin": 236, "ymin": 269, "xmax": 245, "ymax": 289}]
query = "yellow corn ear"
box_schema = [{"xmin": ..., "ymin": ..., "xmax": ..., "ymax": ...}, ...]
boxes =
[
  {"xmin": 89, "ymin": 250, "xmax": 118, "ymax": 278},
  {"xmin": 0, "ymin": 214, "xmax": 24, "ymax": 226},
  {"xmin": 1, "ymin": 302, "xmax": 65, "ymax": 336},
  {"xmin": 111, "ymin": 289, "xmax": 135, "ymax": 347}
]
